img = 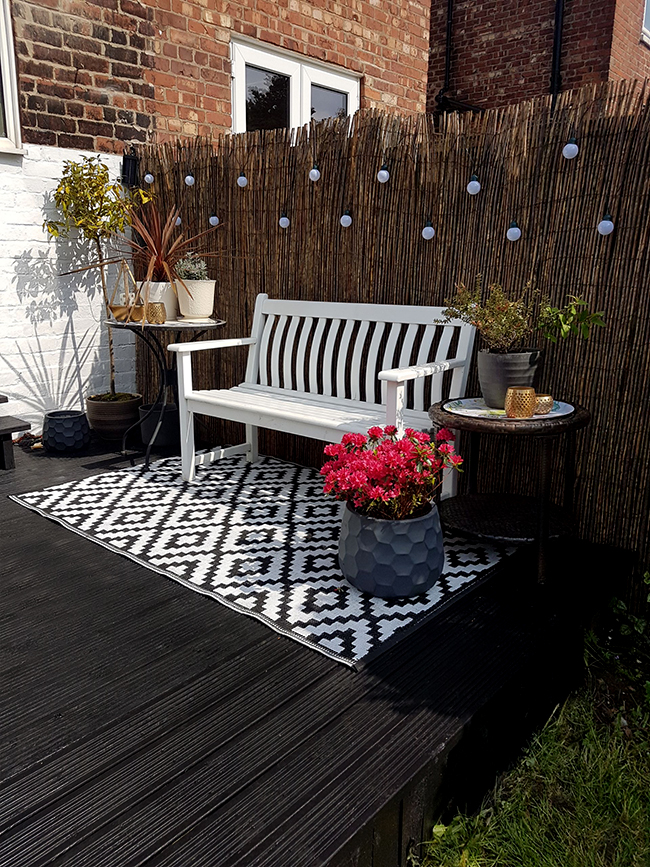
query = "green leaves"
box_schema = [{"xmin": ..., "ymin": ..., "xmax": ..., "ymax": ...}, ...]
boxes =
[
  {"xmin": 537, "ymin": 295, "xmax": 605, "ymax": 343},
  {"xmin": 43, "ymin": 155, "xmax": 149, "ymax": 246}
]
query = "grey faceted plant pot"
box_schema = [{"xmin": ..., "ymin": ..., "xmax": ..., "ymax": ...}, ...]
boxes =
[
  {"xmin": 338, "ymin": 502, "xmax": 445, "ymax": 598},
  {"xmin": 42, "ymin": 410, "xmax": 91, "ymax": 453},
  {"xmin": 477, "ymin": 349, "xmax": 542, "ymax": 409}
]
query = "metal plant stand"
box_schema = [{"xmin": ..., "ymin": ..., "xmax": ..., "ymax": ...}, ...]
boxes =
[
  {"xmin": 108, "ymin": 319, "xmax": 225, "ymax": 469},
  {"xmin": 429, "ymin": 401, "xmax": 591, "ymax": 583}
]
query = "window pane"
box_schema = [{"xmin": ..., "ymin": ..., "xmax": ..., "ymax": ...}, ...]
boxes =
[
  {"xmin": 0, "ymin": 66, "xmax": 6, "ymax": 138},
  {"xmin": 245, "ymin": 65, "xmax": 290, "ymax": 131},
  {"xmin": 311, "ymin": 84, "xmax": 347, "ymax": 121},
  {"xmin": 645, "ymin": 0, "xmax": 650, "ymax": 31}
]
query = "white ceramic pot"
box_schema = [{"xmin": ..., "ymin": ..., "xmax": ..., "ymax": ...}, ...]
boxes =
[
  {"xmin": 138, "ymin": 281, "xmax": 178, "ymax": 321},
  {"xmin": 177, "ymin": 280, "xmax": 216, "ymax": 320}
]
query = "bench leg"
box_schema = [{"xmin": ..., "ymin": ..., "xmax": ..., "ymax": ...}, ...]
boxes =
[
  {"xmin": 246, "ymin": 424, "xmax": 258, "ymax": 463},
  {"xmin": 180, "ymin": 409, "xmax": 196, "ymax": 482},
  {"xmin": 1, "ymin": 435, "xmax": 15, "ymax": 470}
]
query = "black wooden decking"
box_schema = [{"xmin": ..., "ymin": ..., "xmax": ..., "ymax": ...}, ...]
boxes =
[{"xmin": 0, "ymin": 441, "xmax": 591, "ymax": 867}]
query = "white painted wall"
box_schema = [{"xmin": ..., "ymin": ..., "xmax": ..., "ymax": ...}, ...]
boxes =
[{"xmin": 0, "ymin": 144, "xmax": 136, "ymax": 434}]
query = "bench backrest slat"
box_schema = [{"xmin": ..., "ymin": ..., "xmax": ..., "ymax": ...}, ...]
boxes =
[{"xmin": 246, "ymin": 293, "xmax": 474, "ymax": 412}]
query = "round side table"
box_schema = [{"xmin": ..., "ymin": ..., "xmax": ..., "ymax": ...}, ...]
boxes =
[{"xmin": 429, "ymin": 400, "xmax": 591, "ymax": 583}]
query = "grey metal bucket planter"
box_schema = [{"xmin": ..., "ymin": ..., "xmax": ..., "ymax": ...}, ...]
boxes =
[
  {"xmin": 338, "ymin": 502, "xmax": 445, "ymax": 598},
  {"xmin": 477, "ymin": 349, "xmax": 542, "ymax": 408}
]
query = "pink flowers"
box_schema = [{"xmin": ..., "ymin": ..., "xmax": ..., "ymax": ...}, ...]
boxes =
[{"xmin": 321, "ymin": 425, "xmax": 463, "ymax": 521}]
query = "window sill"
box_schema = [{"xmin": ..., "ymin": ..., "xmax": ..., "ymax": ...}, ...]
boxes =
[
  {"xmin": 641, "ymin": 29, "xmax": 650, "ymax": 48},
  {"xmin": 0, "ymin": 143, "xmax": 24, "ymax": 155}
]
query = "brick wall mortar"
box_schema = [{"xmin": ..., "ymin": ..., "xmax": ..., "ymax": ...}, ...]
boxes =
[{"xmin": 0, "ymin": 145, "xmax": 136, "ymax": 433}]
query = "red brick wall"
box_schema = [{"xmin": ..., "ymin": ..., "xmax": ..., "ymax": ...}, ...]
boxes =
[
  {"xmin": 14, "ymin": 0, "xmax": 156, "ymax": 152},
  {"xmin": 609, "ymin": 0, "xmax": 650, "ymax": 79},
  {"xmin": 13, "ymin": 0, "xmax": 431, "ymax": 150},
  {"xmin": 427, "ymin": 0, "xmax": 616, "ymax": 110},
  {"xmin": 149, "ymin": 0, "xmax": 431, "ymax": 140}
]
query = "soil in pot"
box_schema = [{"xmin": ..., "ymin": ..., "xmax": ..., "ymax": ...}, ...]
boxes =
[
  {"xmin": 477, "ymin": 349, "xmax": 542, "ymax": 409},
  {"xmin": 86, "ymin": 393, "xmax": 143, "ymax": 440}
]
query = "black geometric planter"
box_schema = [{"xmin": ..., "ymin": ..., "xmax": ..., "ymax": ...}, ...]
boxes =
[{"xmin": 42, "ymin": 410, "xmax": 91, "ymax": 453}]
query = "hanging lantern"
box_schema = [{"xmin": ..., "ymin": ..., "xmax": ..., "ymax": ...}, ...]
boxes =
[
  {"xmin": 466, "ymin": 174, "xmax": 481, "ymax": 195},
  {"xmin": 279, "ymin": 213, "xmax": 290, "ymax": 229},
  {"xmin": 562, "ymin": 138, "xmax": 579, "ymax": 160},
  {"xmin": 237, "ymin": 171, "xmax": 248, "ymax": 188},
  {"xmin": 340, "ymin": 210, "xmax": 352, "ymax": 228},
  {"xmin": 184, "ymin": 174, "xmax": 195, "ymax": 186},
  {"xmin": 209, "ymin": 214, "xmax": 219, "ymax": 227},
  {"xmin": 506, "ymin": 221, "xmax": 521, "ymax": 242},
  {"xmin": 309, "ymin": 164, "xmax": 321, "ymax": 182},
  {"xmin": 421, "ymin": 220, "xmax": 435, "ymax": 240},
  {"xmin": 597, "ymin": 214, "xmax": 614, "ymax": 236},
  {"xmin": 143, "ymin": 172, "xmax": 154, "ymax": 185},
  {"xmin": 377, "ymin": 164, "xmax": 390, "ymax": 183}
]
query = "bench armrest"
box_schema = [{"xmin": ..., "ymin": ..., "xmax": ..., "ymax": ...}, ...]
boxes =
[
  {"xmin": 168, "ymin": 337, "xmax": 257, "ymax": 354},
  {"xmin": 378, "ymin": 358, "xmax": 465, "ymax": 383}
]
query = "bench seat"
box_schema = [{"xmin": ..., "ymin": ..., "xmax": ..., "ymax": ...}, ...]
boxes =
[
  {"xmin": 170, "ymin": 294, "xmax": 475, "ymax": 486},
  {"xmin": 188, "ymin": 384, "xmax": 433, "ymax": 444}
]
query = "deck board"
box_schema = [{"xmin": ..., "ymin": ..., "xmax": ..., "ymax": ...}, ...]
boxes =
[{"xmin": 0, "ymin": 441, "xmax": 583, "ymax": 866}]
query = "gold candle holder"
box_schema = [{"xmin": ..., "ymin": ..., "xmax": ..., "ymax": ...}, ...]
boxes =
[
  {"xmin": 145, "ymin": 302, "xmax": 167, "ymax": 324},
  {"xmin": 535, "ymin": 394, "xmax": 554, "ymax": 415},
  {"xmin": 504, "ymin": 386, "xmax": 537, "ymax": 418}
]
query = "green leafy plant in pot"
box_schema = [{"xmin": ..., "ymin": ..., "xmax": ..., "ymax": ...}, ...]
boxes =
[
  {"xmin": 443, "ymin": 280, "xmax": 605, "ymax": 408},
  {"xmin": 44, "ymin": 156, "xmax": 149, "ymax": 439}
]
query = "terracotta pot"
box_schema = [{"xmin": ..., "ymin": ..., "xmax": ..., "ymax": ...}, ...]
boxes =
[
  {"xmin": 86, "ymin": 393, "xmax": 143, "ymax": 440},
  {"xmin": 338, "ymin": 502, "xmax": 444, "ymax": 598},
  {"xmin": 138, "ymin": 281, "xmax": 178, "ymax": 321},
  {"xmin": 477, "ymin": 349, "xmax": 542, "ymax": 409},
  {"xmin": 177, "ymin": 280, "xmax": 216, "ymax": 320}
]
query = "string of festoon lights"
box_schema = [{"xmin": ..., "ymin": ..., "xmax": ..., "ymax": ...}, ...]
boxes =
[{"xmin": 140, "ymin": 136, "xmax": 615, "ymax": 239}]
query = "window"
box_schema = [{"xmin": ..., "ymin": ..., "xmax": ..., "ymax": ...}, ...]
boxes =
[
  {"xmin": 643, "ymin": 0, "xmax": 650, "ymax": 43},
  {"xmin": 0, "ymin": 0, "xmax": 22, "ymax": 152},
  {"xmin": 231, "ymin": 38, "xmax": 360, "ymax": 134}
]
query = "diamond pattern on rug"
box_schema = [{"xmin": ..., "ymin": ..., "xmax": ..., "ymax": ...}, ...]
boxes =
[{"xmin": 11, "ymin": 456, "xmax": 516, "ymax": 667}]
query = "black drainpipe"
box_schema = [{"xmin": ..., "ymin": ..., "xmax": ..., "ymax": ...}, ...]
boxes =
[{"xmin": 550, "ymin": 0, "xmax": 565, "ymax": 109}]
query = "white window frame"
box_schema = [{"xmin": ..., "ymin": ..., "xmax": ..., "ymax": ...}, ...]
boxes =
[
  {"xmin": 0, "ymin": 0, "xmax": 22, "ymax": 153},
  {"xmin": 231, "ymin": 37, "xmax": 360, "ymax": 134},
  {"xmin": 642, "ymin": 0, "xmax": 650, "ymax": 45}
]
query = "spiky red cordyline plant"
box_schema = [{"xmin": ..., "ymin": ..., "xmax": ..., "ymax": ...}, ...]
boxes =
[{"xmin": 125, "ymin": 201, "xmax": 221, "ymax": 296}]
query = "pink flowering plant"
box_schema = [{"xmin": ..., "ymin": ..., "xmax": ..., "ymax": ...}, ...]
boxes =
[{"xmin": 320, "ymin": 425, "xmax": 462, "ymax": 521}]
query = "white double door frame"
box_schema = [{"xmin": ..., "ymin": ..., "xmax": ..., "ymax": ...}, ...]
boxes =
[{"xmin": 231, "ymin": 38, "xmax": 360, "ymax": 134}]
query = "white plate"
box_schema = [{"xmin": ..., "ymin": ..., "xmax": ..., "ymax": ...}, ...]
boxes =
[{"xmin": 442, "ymin": 397, "xmax": 574, "ymax": 420}]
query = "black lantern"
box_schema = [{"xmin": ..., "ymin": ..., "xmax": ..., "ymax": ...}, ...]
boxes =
[{"xmin": 121, "ymin": 146, "xmax": 139, "ymax": 188}]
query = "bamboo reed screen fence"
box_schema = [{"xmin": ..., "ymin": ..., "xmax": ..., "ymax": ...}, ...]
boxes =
[{"xmin": 134, "ymin": 80, "xmax": 650, "ymax": 588}]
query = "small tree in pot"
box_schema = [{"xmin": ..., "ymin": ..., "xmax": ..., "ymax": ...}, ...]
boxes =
[
  {"xmin": 443, "ymin": 279, "xmax": 605, "ymax": 408},
  {"xmin": 44, "ymin": 156, "xmax": 149, "ymax": 438}
]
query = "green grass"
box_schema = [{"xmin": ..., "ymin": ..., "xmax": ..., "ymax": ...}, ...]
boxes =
[{"xmin": 419, "ymin": 634, "xmax": 650, "ymax": 867}]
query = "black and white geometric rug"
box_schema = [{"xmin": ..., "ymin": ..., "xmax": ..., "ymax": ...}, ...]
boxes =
[{"xmin": 11, "ymin": 456, "xmax": 515, "ymax": 668}]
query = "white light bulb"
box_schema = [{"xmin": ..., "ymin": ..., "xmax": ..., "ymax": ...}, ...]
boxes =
[
  {"xmin": 209, "ymin": 215, "xmax": 219, "ymax": 227},
  {"xmin": 143, "ymin": 172, "xmax": 154, "ymax": 185},
  {"xmin": 562, "ymin": 138, "xmax": 579, "ymax": 160},
  {"xmin": 377, "ymin": 166, "xmax": 390, "ymax": 183},
  {"xmin": 597, "ymin": 215, "xmax": 614, "ymax": 236},
  {"xmin": 175, "ymin": 216, "xmax": 181, "ymax": 227},
  {"xmin": 279, "ymin": 215, "xmax": 290, "ymax": 229},
  {"xmin": 309, "ymin": 166, "xmax": 321, "ymax": 182},
  {"xmin": 467, "ymin": 175, "xmax": 481, "ymax": 195},
  {"xmin": 506, "ymin": 221, "xmax": 521, "ymax": 242},
  {"xmin": 340, "ymin": 212, "xmax": 352, "ymax": 228},
  {"xmin": 421, "ymin": 223, "xmax": 435, "ymax": 240},
  {"xmin": 184, "ymin": 175, "xmax": 195, "ymax": 186},
  {"xmin": 237, "ymin": 173, "xmax": 248, "ymax": 188}
]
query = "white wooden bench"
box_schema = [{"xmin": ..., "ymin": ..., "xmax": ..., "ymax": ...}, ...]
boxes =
[{"xmin": 168, "ymin": 294, "xmax": 475, "ymax": 487}]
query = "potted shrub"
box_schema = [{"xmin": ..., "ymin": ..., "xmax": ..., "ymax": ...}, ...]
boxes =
[
  {"xmin": 443, "ymin": 280, "xmax": 605, "ymax": 408},
  {"xmin": 175, "ymin": 253, "xmax": 216, "ymax": 321},
  {"xmin": 321, "ymin": 425, "xmax": 463, "ymax": 598},
  {"xmin": 127, "ymin": 201, "xmax": 219, "ymax": 323},
  {"xmin": 44, "ymin": 156, "xmax": 148, "ymax": 439}
]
